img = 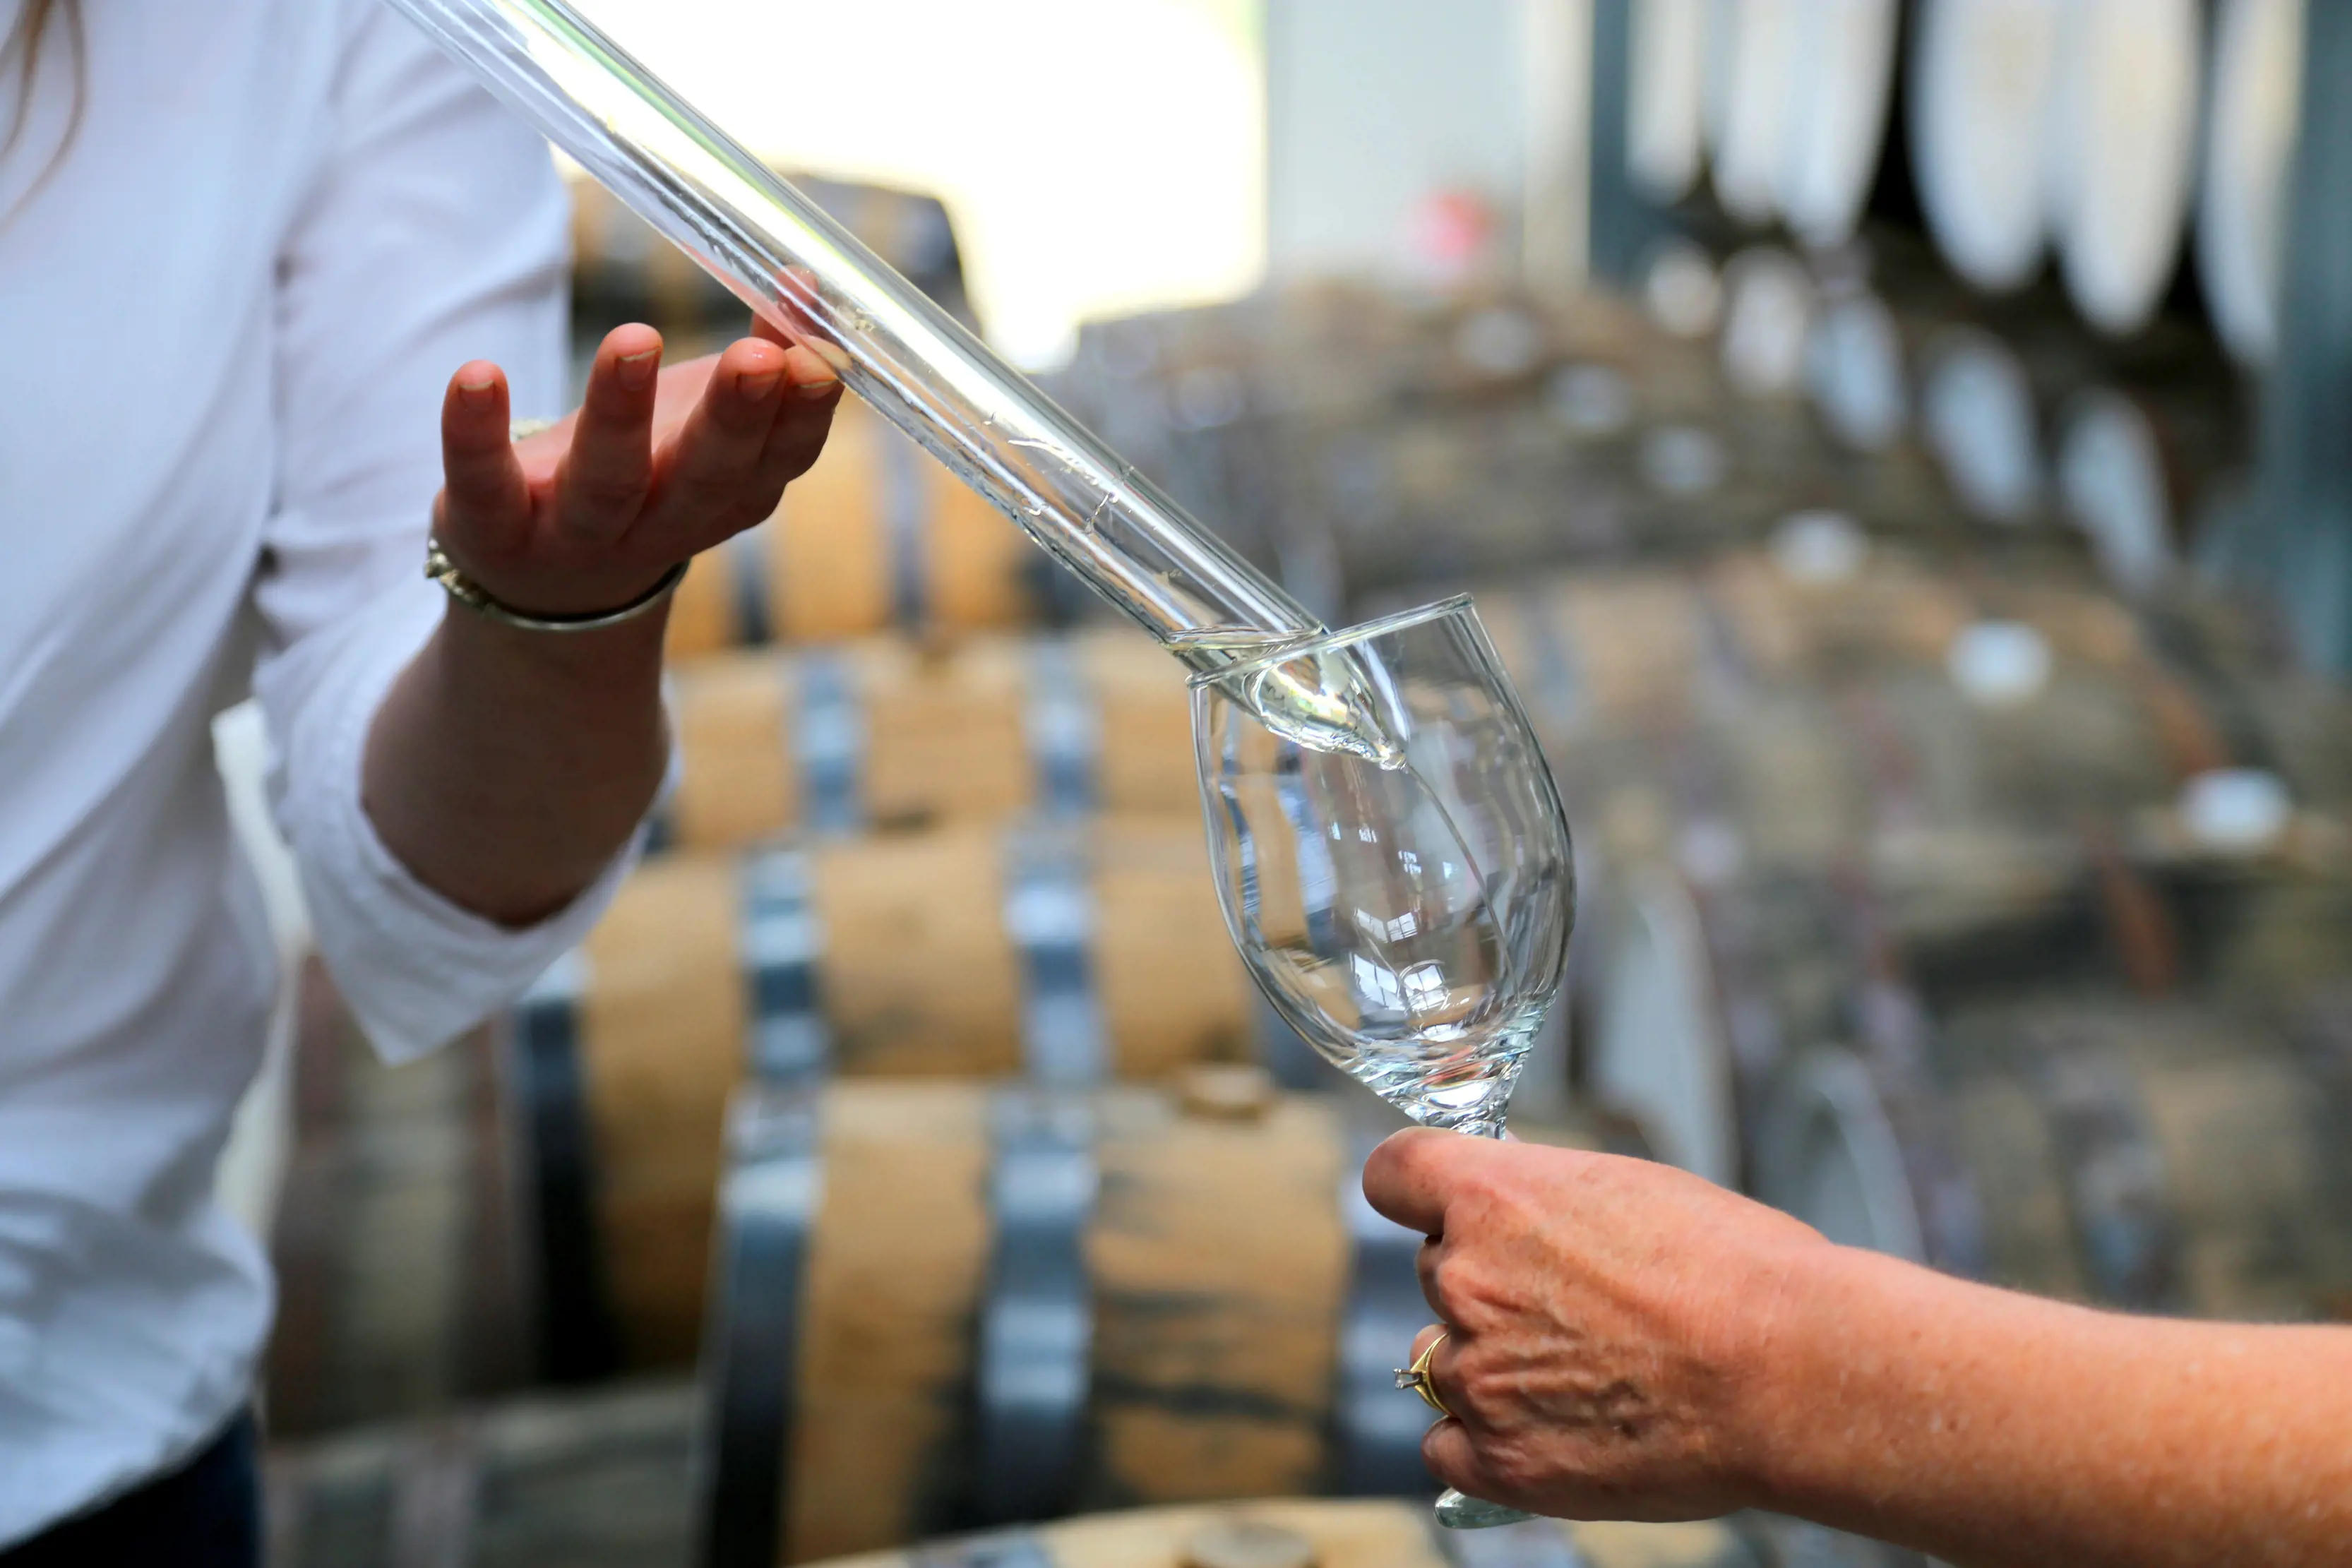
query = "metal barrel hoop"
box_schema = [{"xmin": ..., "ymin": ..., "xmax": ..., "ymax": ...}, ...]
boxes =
[
  {"xmin": 879, "ymin": 423, "xmax": 931, "ymax": 630},
  {"xmin": 2017, "ymin": 1017, "xmax": 2185, "ymax": 1314},
  {"xmin": 1832, "ymin": 880, "xmax": 1990, "ymax": 1283},
  {"xmin": 1025, "ymin": 638, "xmax": 1102, "ymax": 819},
  {"xmin": 795, "ymin": 649, "xmax": 868, "ymax": 837},
  {"xmin": 972, "ymin": 1087, "xmax": 1098, "ymax": 1524},
  {"xmin": 695, "ymin": 1085, "xmax": 825, "ymax": 1568},
  {"xmin": 737, "ymin": 845, "xmax": 832, "ymax": 1087},
  {"xmin": 510, "ymin": 951, "xmax": 621, "ymax": 1383},
  {"xmin": 727, "ymin": 527, "xmax": 775, "ymax": 648},
  {"xmin": 1003, "ymin": 823, "xmax": 1109, "ymax": 1087}
]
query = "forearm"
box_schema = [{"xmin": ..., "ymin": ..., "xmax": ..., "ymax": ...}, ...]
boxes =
[
  {"xmin": 362, "ymin": 599, "xmax": 669, "ymax": 927},
  {"xmin": 1758, "ymin": 1246, "xmax": 2352, "ymax": 1567}
]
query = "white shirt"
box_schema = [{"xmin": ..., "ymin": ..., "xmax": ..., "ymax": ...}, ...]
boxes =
[{"xmin": 0, "ymin": 1, "xmax": 635, "ymax": 1541}]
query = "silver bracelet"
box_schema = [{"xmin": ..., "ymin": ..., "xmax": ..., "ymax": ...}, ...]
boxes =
[{"xmin": 424, "ymin": 537, "xmax": 687, "ymax": 633}]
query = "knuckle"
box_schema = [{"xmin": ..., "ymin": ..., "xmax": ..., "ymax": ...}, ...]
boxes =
[
  {"xmin": 1479, "ymin": 1440, "xmax": 1548, "ymax": 1502},
  {"xmin": 1452, "ymin": 1346, "xmax": 1510, "ymax": 1417}
]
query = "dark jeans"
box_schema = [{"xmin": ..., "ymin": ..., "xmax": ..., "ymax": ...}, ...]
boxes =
[{"xmin": 3, "ymin": 1411, "xmax": 259, "ymax": 1568}]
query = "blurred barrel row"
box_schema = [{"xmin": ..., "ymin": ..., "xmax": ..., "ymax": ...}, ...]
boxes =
[
  {"xmin": 1620, "ymin": 0, "xmax": 2305, "ymax": 361},
  {"xmin": 267, "ymin": 1410, "xmax": 1932, "ymax": 1568},
  {"xmin": 258, "ymin": 44, "xmax": 2344, "ymax": 1561}
]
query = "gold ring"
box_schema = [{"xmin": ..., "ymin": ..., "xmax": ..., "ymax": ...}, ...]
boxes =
[{"xmin": 1393, "ymin": 1331, "xmax": 1455, "ymax": 1420}]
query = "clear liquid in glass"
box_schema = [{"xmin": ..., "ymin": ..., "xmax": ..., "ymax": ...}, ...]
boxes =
[{"xmin": 1192, "ymin": 604, "xmax": 1572, "ymax": 1143}]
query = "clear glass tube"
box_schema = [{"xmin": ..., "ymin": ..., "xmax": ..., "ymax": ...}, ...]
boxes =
[{"xmin": 383, "ymin": 0, "xmax": 1324, "ymax": 664}]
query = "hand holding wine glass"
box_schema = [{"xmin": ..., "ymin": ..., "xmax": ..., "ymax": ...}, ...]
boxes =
[
  {"xmin": 1191, "ymin": 597, "xmax": 1576, "ymax": 1524},
  {"xmin": 1364, "ymin": 1130, "xmax": 1829, "ymax": 1524}
]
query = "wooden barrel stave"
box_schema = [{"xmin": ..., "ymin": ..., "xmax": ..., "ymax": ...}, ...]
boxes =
[
  {"xmin": 1585, "ymin": 731, "xmax": 2352, "ymax": 1192},
  {"xmin": 1767, "ymin": 994, "xmax": 2352, "ymax": 1322},
  {"xmin": 787, "ymin": 1497, "xmax": 1926, "ymax": 1568},
  {"xmin": 569, "ymin": 171, "xmax": 971, "ymax": 337},
  {"xmin": 1488, "ymin": 540, "xmax": 2352, "ymax": 1195},
  {"xmin": 517, "ymin": 821, "xmax": 1258, "ymax": 1373},
  {"xmin": 702, "ymin": 1079, "xmax": 1383, "ymax": 1564},
  {"xmin": 666, "ymin": 400, "xmax": 1040, "ymax": 657},
  {"xmin": 696, "ymin": 1086, "xmax": 1796, "ymax": 1568},
  {"xmin": 664, "ymin": 630, "xmax": 1198, "ymax": 849},
  {"xmin": 1486, "ymin": 548, "xmax": 2346, "ymax": 866},
  {"xmin": 266, "ymin": 1382, "xmax": 699, "ymax": 1568},
  {"xmin": 265, "ymin": 962, "xmax": 532, "ymax": 1436},
  {"xmin": 702, "ymin": 1080, "xmax": 1798, "ymax": 1568}
]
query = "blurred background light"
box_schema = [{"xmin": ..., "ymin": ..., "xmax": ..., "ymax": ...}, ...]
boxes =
[{"xmin": 577, "ymin": 0, "xmax": 1270, "ymax": 367}]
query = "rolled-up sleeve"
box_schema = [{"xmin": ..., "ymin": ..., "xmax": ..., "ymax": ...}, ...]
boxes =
[{"xmin": 252, "ymin": 0, "xmax": 644, "ymax": 1064}]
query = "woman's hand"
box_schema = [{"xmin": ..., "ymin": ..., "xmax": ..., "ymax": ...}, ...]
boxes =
[
  {"xmin": 432, "ymin": 318, "xmax": 842, "ymax": 618},
  {"xmin": 1363, "ymin": 1129, "xmax": 1832, "ymax": 1523},
  {"xmin": 364, "ymin": 317, "xmax": 840, "ymax": 927}
]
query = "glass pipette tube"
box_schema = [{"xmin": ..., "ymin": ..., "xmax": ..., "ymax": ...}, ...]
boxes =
[{"xmin": 382, "ymin": 0, "xmax": 1324, "ymax": 664}]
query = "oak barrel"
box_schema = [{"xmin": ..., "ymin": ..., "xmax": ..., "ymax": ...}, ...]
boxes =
[
  {"xmin": 1585, "ymin": 718, "xmax": 2352, "ymax": 1180},
  {"xmin": 1496, "ymin": 538, "xmax": 2352, "ymax": 842},
  {"xmin": 696, "ymin": 1079, "xmax": 1659, "ymax": 1567},
  {"xmin": 569, "ymin": 170, "xmax": 973, "ymax": 335},
  {"xmin": 1476, "ymin": 546, "xmax": 2319, "ymax": 878},
  {"xmin": 665, "ymin": 399, "xmax": 1042, "ymax": 654},
  {"xmin": 662, "ymin": 629, "xmax": 1196, "ymax": 848},
  {"xmin": 513, "ymin": 820, "xmax": 1258, "ymax": 1376},
  {"xmin": 1048, "ymin": 280, "xmax": 1970, "ymax": 603},
  {"xmin": 266, "ymin": 1382, "xmax": 697, "ymax": 1568},
  {"xmin": 770, "ymin": 1500, "xmax": 1924, "ymax": 1568},
  {"xmin": 1759, "ymin": 990, "xmax": 2352, "ymax": 1322},
  {"xmin": 265, "ymin": 962, "xmax": 532, "ymax": 1436}
]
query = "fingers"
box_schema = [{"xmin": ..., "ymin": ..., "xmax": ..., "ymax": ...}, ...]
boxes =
[
  {"xmin": 1414, "ymin": 1333, "xmax": 1524, "ymax": 1507},
  {"xmin": 652, "ymin": 337, "xmax": 790, "ymax": 536},
  {"xmin": 766, "ymin": 269, "xmax": 854, "ymax": 373},
  {"xmin": 753, "ymin": 343, "xmax": 843, "ymax": 491},
  {"xmin": 1409, "ymin": 1320, "xmax": 1476, "ymax": 1424},
  {"xmin": 1362, "ymin": 1127, "xmax": 1459, "ymax": 1235},
  {"xmin": 1422, "ymin": 1418, "xmax": 1522, "ymax": 1509},
  {"xmin": 654, "ymin": 339, "xmax": 842, "ymax": 548},
  {"xmin": 749, "ymin": 310, "xmax": 799, "ymax": 354},
  {"xmin": 555, "ymin": 323, "xmax": 664, "ymax": 539},
  {"xmin": 1417, "ymin": 1238, "xmax": 1452, "ymax": 1318},
  {"xmin": 439, "ymin": 361, "xmax": 530, "ymax": 551}
]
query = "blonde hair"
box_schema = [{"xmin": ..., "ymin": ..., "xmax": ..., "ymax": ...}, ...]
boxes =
[{"xmin": 3, "ymin": 0, "xmax": 84, "ymax": 209}]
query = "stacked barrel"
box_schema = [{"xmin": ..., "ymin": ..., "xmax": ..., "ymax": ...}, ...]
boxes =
[
  {"xmin": 1044, "ymin": 151, "xmax": 2352, "ymax": 1560},
  {"xmin": 257, "ymin": 31, "xmax": 2351, "ymax": 1560},
  {"xmin": 499, "ymin": 176, "xmax": 1467, "ymax": 1568}
]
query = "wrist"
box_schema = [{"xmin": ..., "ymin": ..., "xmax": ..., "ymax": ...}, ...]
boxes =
[
  {"xmin": 427, "ymin": 532, "xmax": 687, "ymax": 630},
  {"xmin": 432, "ymin": 585, "xmax": 672, "ymax": 691},
  {"xmin": 1719, "ymin": 1240, "xmax": 1902, "ymax": 1514}
]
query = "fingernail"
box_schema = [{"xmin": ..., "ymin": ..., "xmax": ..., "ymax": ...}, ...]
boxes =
[
  {"xmin": 738, "ymin": 369, "xmax": 782, "ymax": 400},
  {"xmin": 458, "ymin": 374, "xmax": 496, "ymax": 407},
  {"xmin": 796, "ymin": 375, "xmax": 841, "ymax": 402},
  {"xmin": 616, "ymin": 348, "xmax": 659, "ymax": 390}
]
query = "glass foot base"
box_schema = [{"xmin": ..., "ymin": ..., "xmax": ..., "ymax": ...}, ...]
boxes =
[{"xmin": 1434, "ymin": 1488, "xmax": 1539, "ymax": 1529}]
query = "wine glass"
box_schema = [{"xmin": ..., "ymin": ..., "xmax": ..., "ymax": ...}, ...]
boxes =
[{"xmin": 1192, "ymin": 596, "xmax": 1575, "ymax": 1527}]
